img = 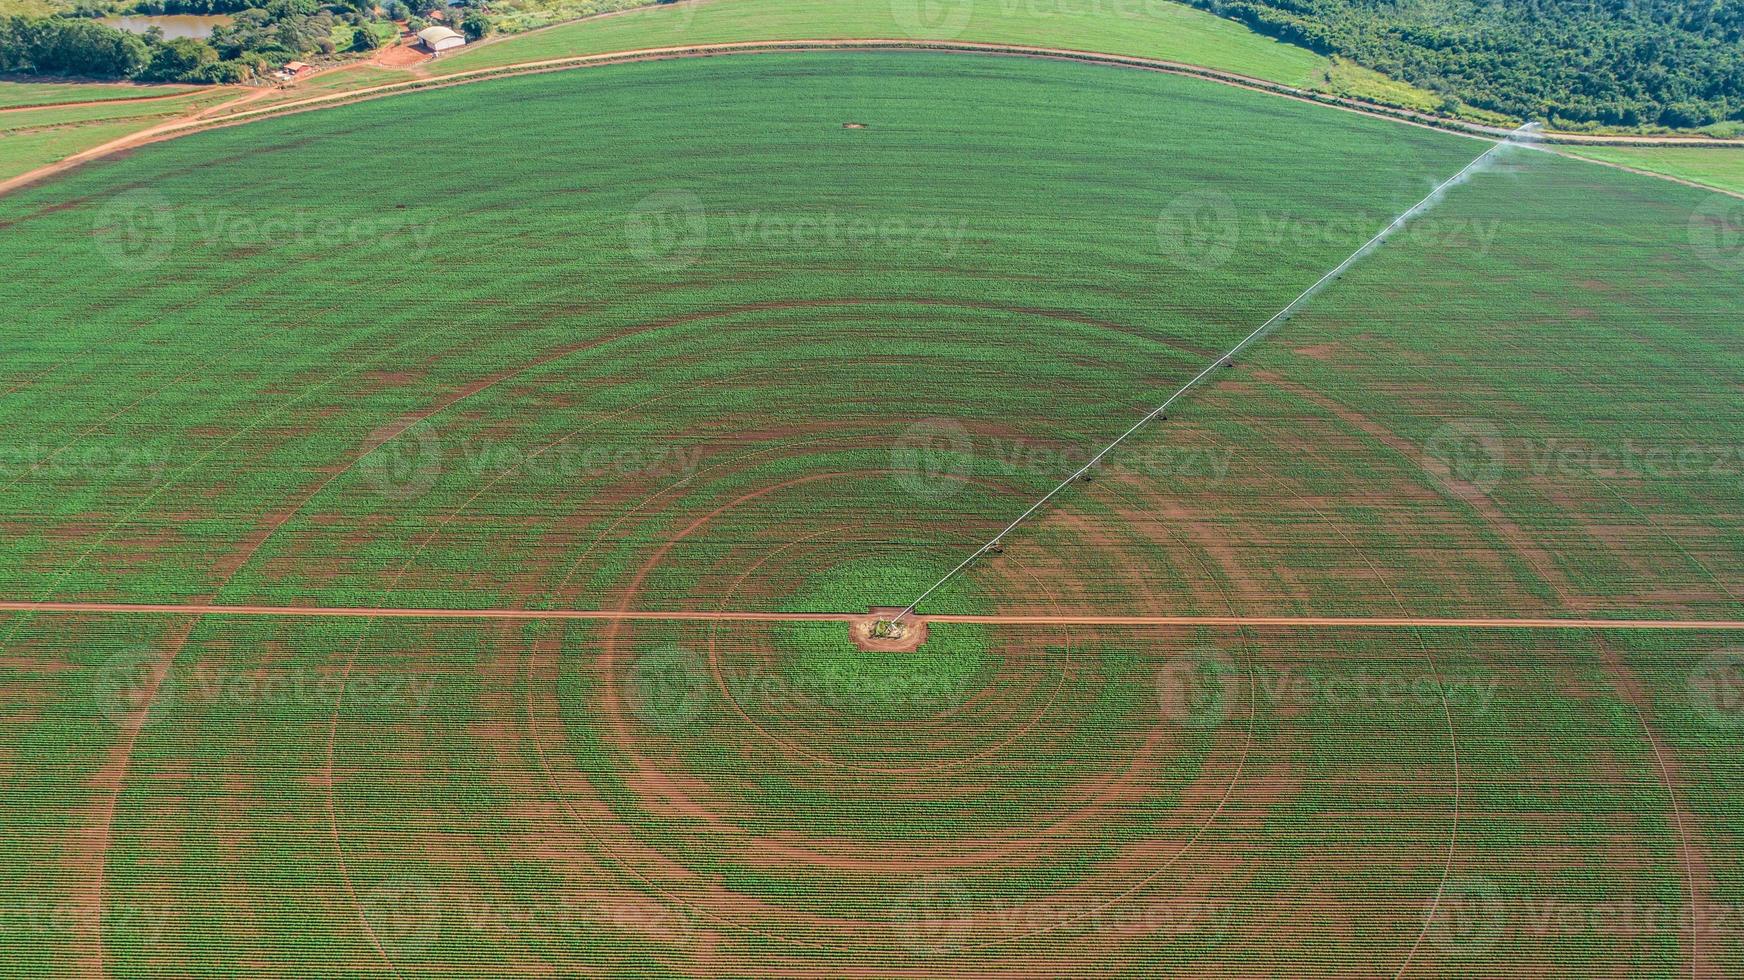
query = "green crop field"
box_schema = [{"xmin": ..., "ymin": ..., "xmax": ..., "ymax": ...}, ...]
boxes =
[
  {"xmin": 5, "ymin": 612, "xmax": 1740, "ymax": 975},
  {"xmin": 439, "ymin": 0, "xmax": 1336, "ymax": 87},
  {"xmin": 0, "ymin": 79, "xmax": 196, "ymax": 109},
  {"xmin": 0, "ymin": 88, "xmax": 233, "ymax": 133},
  {"xmin": 1563, "ymin": 144, "xmax": 1744, "ymax": 197},
  {"xmin": 0, "ymin": 117, "xmax": 144, "ymax": 175},
  {"xmin": 0, "ymin": 52, "xmax": 1480, "ymax": 611},
  {"xmin": 0, "ymin": 87, "xmax": 239, "ymax": 183},
  {"xmin": 1, "ymin": 45, "xmax": 1741, "ymax": 978},
  {"xmin": 427, "ymin": 0, "xmax": 1744, "ymax": 195}
]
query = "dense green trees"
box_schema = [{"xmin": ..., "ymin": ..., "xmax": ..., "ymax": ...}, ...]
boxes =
[
  {"xmin": 205, "ymin": 1, "xmax": 342, "ymax": 64},
  {"xmin": 1186, "ymin": 0, "xmax": 1744, "ymax": 129},
  {"xmin": 0, "ymin": 16, "xmax": 149, "ymax": 78},
  {"xmin": 0, "ymin": 0, "xmax": 411, "ymax": 85},
  {"xmin": 0, "ymin": 10, "xmax": 321, "ymax": 83},
  {"xmin": 139, "ymin": 35, "xmax": 218, "ymax": 81},
  {"xmin": 350, "ymin": 21, "xmax": 380, "ymax": 51},
  {"xmin": 134, "ymin": 0, "xmax": 255, "ymax": 13}
]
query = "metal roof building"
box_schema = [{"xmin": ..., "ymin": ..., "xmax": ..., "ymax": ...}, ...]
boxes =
[{"xmin": 416, "ymin": 26, "xmax": 466, "ymax": 53}]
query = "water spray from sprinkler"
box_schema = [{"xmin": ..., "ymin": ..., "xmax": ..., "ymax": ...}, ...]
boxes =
[{"xmin": 888, "ymin": 123, "xmax": 1541, "ymax": 626}]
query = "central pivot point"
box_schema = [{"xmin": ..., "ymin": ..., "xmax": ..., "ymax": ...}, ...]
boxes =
[{"xmin": 849, "ymin": 607, "xmax": 929, "ymax": 652}]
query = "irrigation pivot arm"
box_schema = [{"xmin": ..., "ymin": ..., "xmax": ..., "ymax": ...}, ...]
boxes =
[{"xmin": 892, "ymin": 124, "xmax": 1540, "ymax": 623}]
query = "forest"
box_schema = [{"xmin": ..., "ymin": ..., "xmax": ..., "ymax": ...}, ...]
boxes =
[{"xmin": 1188, "ymin": 0, "xmax": 1744, "ymax": 129}]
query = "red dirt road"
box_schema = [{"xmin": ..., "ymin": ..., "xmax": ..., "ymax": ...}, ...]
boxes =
[
  {"xmin": 2, "ymin": 599, "xmax": 1741, "ymax": 630},
  {"xmin": 0, "ymin": 85, "xmax": 271, "ymax": 197}
]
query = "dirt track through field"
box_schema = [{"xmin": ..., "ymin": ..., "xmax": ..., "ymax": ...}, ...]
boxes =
[
  {"xmin": 2, "ymin": 27, "xmax": 1731, "ymax": 980},
  {"xmin": 2, "ymin": 599, "xmax": 1741, "ymax": 630},
  {"xmin": 0, "ymin": 84, "xmax": 271, "ymax": 197}
]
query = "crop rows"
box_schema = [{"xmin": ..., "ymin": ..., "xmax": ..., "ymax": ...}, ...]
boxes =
[{"xmin": 1, "ymin": 48, "xmax": 1740, "ymax": 978}]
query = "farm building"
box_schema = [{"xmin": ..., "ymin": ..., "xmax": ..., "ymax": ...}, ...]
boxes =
[
  {"xmin": 417, "ymin": 26, "xmax": 467, "ymax": 53},
  {"xmin": 272, "ymin": 61, "xmax": 314, "ymax": 82}
]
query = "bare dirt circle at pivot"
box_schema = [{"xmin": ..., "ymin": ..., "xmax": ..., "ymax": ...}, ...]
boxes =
[{"xmin": 848, "ymin": 607, "xmax": 927, "ymax": 652}]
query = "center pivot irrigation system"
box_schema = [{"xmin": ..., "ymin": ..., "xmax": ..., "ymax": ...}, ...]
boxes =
[{"xmin": 891, "ymin": 123, "xmax": 1543, "ymax": 624}]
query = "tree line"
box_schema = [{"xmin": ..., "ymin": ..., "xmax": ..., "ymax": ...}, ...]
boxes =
[
  {"xmin": 1186, "ymin": 0, "xmax": 1744, "ymax": 130},
  {"xmin": 0, "ymin": 16, "xmax": 158, "ymax": 79}
]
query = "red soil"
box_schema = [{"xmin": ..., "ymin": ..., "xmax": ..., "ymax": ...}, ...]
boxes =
[
  {"xmin": 848, "ymin": 607, "xmax": 927, "ymax": 652},
  {"xmin": 372, "ymin": 42, "xmax": 432, "ymax": 69}
]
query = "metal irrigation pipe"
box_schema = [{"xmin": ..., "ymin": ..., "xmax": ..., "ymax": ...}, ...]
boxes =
[{"xmin": 892, "ymin": 123, "xmax": 1541, "ymax": 623}]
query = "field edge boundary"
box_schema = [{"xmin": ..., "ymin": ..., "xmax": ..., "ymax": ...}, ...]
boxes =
[{"xmin": 7, "ymin": 40, "xmax": 1744, "ymax": 202}]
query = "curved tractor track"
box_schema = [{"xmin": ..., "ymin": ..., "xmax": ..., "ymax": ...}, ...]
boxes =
[{"xmin": 2, "ymin": 32, "xmax": 1733, "ymax": 980}]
